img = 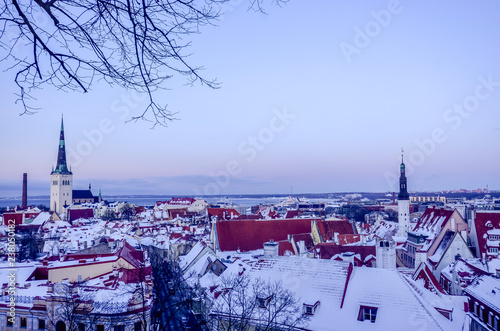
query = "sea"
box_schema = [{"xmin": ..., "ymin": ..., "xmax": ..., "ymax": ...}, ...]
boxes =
[{"xmin": 0, "ymin": 195, "xmax": 293, "ymax": 209}]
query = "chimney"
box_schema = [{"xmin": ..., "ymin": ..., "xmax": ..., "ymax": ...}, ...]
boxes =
[{"xmin": 22, "ymin": 173, "xmax": 27, "ymax": 208}]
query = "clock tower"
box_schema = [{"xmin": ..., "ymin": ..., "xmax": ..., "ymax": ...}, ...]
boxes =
[{"xmin": 396, "ymin": 149, "xmax": 410, "ymax": 237}]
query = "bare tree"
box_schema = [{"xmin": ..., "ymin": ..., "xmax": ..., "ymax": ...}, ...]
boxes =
[
  {"xmin": 119, "ymin": 202, "xmax": 136, "ymax": 220},
  {"xmin": 0, "ymin": 0, "xmax": 287, "ymax": 126},
  {"xmin": 208, "ymin": 273, "xmax": 306, "ymax": 331},
  {"xmin": 17, "ymin": 226, "xmax": 44, "ymax": 261},
  {"xmin": 45, "ymin": 281, "xmax": 110, "ymax": 331},
  {"xmin": 144, "ymin": 244, "xmax": 198, "ymax": 331}
]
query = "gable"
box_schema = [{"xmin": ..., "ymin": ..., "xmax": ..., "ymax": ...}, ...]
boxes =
[{"xmin": 474, "ymin": 211, "xmax": 500, "ymax": 257}]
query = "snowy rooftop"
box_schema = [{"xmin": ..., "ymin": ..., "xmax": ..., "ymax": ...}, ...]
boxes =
[
  {"xmin": 207, "ymin": 257, "xmax": 464, "ymax": 330},
  {"xmin": 464, "ymin": 275, "xmax": 500, "ymax": 314}
]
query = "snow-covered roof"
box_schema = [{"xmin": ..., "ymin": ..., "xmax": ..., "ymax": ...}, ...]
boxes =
[
  {"xmin": 464, "ymin": 275, "xmax": 500, "ymax": 314},
  {"xmin": 207, "ymin": 257, "xmax": 464, "ymax": 330},
  {"xmin": 29, "ymin": 211, "xmax": 51, "ymax": 225}
]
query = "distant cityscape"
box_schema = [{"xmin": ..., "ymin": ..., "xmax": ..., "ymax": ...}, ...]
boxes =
[{"xmin": 1, "ymin": 118, "xmax": 499, "ymax": 331}]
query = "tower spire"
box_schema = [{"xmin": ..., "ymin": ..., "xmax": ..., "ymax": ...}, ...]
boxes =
[
  {"xmin": 398, "ymin": 148, "xmax": 409, "ymax": 200},
  {"xmin": 52, "ymin": 115, "xmax": 72, "ymax": 175}
]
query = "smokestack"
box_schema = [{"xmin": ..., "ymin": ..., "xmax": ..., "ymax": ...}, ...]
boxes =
[
  {"xmin": 22, "ymin": 173, "xmax": 27, "ymax": 208},
  {"xmin": 393, "ymin": 192, "xmax": 395, "ymax": 204}
]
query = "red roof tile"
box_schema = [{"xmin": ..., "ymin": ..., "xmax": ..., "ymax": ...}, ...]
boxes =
[
  {"xmin": 277, "ymin": 240, "xmax": 295, "ymax": 256},
  {"xmin": 473, "ymin": 211, "xmax": 500, "ymax": 257},
  {"xmin": 284, "ymin": 210, "xmax": 300, "ymax": 218},
  {"xmin": 315, "ymin": 243, "xmax": 375, "ymax": 261},
  {"xmin": 216, "ymin": 218, "xmax": 318, "ymax": 252},
  {"xmin": 414, "ymin": 207, "xmax": 454, "ymax": 232},
  {"xmin": 413, "ymin": 262, "xmax": 446, "ymax": 294},
  {"xmin": 208, "ymin": 208, "xmax": 240, "ymax": 220},
  {"xmin": 316, "ymin": 220, "xmax": 355, "ymax": 242},
  {"xmin": 68, "ymin": 208, "xmax": 94, "ymax": 221},
  {"xmin": 291, "ymin": 233, "xmax": 314, "ymax": 251},
  {"xmin": 338, "ymin": 234, "xmax": 361, "ymax": 245},
  {"xmin": 3, "ymin": 213, "xmax": 23, "ymax": 226}
]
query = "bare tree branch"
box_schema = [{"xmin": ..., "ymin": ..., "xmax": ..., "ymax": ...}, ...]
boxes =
[{"xmin": 1, "ymin": 0, "xmax": 287, "ymax": 127}]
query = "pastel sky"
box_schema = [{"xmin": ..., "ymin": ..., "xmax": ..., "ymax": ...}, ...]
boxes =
[{"xmin": 1, "ymin": 0, "xmax": 500, "ymax": 197}]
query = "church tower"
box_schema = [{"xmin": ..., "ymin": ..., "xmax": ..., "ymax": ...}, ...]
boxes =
[
  {"xmin": 50, "ymin": 117, "xmax": 73, "ymax": 214},
  {"xmin": 396, "ymin": 149, "xmax": 410, "ymax": 237}
]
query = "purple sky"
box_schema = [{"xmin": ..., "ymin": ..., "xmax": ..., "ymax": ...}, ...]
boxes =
[{"xmin": 1, "ymin": 0, "xmax": 500, "ymax": 197}]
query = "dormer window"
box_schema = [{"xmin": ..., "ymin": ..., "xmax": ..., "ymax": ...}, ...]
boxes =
[
  {"xmin": 303, "ymin": 301, "xmax": 320, "ymax": 315},
  {"xmin": 358, "ymin": 306, "xmax": 378, "ymax": 323}
]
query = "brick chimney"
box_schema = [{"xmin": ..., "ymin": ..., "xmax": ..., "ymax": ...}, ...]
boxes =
[{"xmin": 22, "ymin": 173, "xmax": 27, "ymax": 208}]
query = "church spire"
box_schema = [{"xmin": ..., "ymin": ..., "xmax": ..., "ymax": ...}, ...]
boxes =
[
  {"xmin": 398, "ymin": 148, "xmax": 409, "ymax": 200},
  {"xmin": 52, "ymin": 116, "xmax": 72, "ymax": 175}
]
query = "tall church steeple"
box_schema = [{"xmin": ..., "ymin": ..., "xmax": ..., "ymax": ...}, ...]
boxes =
[
  {"xmin": 50, "ymin": 116, "xmax": 73, "ymax": 214},
  {"xmin": 398, "ymin": 149, "xmax": 409, "ymax": 200},
  {"xmin": 52, "ymin": 116, "xmax": 72, "ymax": 175},
  {"xmin": 396, "ymin": 148, "xmax": 410, "ymax": 237}
]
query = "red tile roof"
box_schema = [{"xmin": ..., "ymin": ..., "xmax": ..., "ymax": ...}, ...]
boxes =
[
  {"xmin": 208, "ymin": 208, "xmax": 240, "ymax": 220},
  {"xmin": 284, "ymin": 210, "xmax": 301, "ymax": 219},
  {"xmin": 291, "ymin": 233, "xmax": 315, "ymax": 251},
  {"xmin": 3, "ymin": 213, "xmax": 23, "ymax": 226},
  {"xmin": 277, "ymin": 240, "xmax": 295, "ymax": 256},
  {"xmin": 67, "ymin": 208, "xmax": 94, "ymax": 221},
  {"xmin": 473, "ymin": 211, "xmax": 500, "ymax": 257},
  {"xmin": 315, "ymin": 243, "xmax": 375, "ymax": 262},
  {"xmin": 316, "ymin": 220, "xmax": 355, "ymax": 242},
  {"xmin": 413, "ymin": 262, "xmax": 446, "ymax": 294},
  {"xmin": 135, "ymin": 206, "xmax": 146, "ymax": 214},
  {"xmin": 338, "ymin": 234, "xmax": 361, "ymax": 245},
  {"xmin": 216, "ymin": 218, "xmax": 317, "ymax": 252},
  {"xmin": 414, "ymin": 207, "xmax": 454, "ymax": 232}
]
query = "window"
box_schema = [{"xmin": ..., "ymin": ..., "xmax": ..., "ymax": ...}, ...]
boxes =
[
  {"xmin": 7, "ymin": 318, "xmax": 13, "ymax": 327},
  {"xmin": 489, "ymin": 312, "xmax": 494, "ymax": 327},
  {"xmin": 134, "ymin": 322, "xmax": 142, "ymax": 331},
  {"xmin": 78, "ymin": 323, "xmax": 85, "ymax": 331},
  {"xmin": 114, "ymin": 326, "xmax": 125, "ymax": 331},
  {"xmin": 489, "ymin": 248, "xmax": 499, "ymax": 253},
  {"xmin": 39, "ymin": 319, "xmax": 46, "ymax": 330},
  {"xmin": 21, "ymin": 317, "xmax": 27, "ymax": 328},
  {"xmin": 97, "ymin": 325, "xmax": 104, "ymax": 331},
  {"xmin": 358, "ymin": 306, "xmax": 378, "ymax": 323}
]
